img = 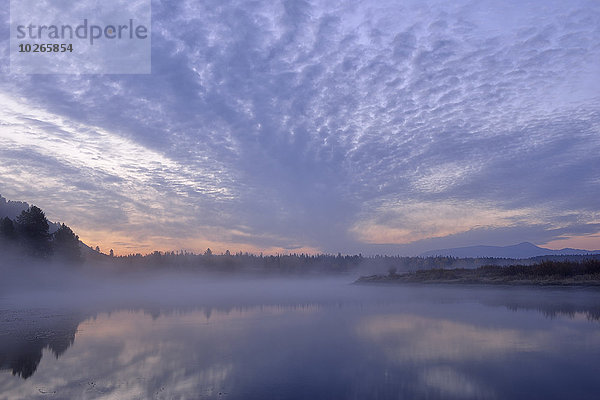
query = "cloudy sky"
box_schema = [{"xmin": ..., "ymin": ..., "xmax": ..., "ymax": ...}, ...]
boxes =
[{"xmin": 0, "ymin": 0, "xmax": 599, "ymax": 255}]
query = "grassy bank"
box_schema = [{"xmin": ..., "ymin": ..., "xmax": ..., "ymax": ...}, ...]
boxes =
[{"xmin": 356, "ymin": 260, "xmax": 600, "ymax": 286}]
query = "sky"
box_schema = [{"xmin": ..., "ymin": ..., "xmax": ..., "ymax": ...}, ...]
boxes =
[{"xmin": 0, "ymin": 0, "xmax": 599, "ymax": 256}]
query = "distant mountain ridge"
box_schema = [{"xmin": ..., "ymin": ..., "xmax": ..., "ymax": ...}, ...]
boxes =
[{"xmin": 420, "ymin": 242, "xmax": 600, "ymax": 259}]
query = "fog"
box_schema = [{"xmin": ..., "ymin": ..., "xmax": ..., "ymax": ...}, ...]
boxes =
[
  {"xmin": 2, "ymin": 258, "xmax": 600, "ymax": 399},
  {"xmin": 2, "ymin": 258, "xmax": 600, "ymax": 317},
  {"xmin": 0, "ymin": 260, "xmax": 353, "ymax": 308}
]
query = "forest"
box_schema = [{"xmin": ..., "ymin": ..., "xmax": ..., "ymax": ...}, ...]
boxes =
[
  {"xmin": 0, "ymin": 204, "xmax": 81, "ymax": 263},
  {"xmin": 357, "ymin": 259, "xmax": 600, "ymax": 285},
  {"xmin": 0, "ymin": 200, "xmax": 524, "ymax": 274},
  {"xmin": 2, "ymin": 196, "xmax": 599, "ymax": 276}
]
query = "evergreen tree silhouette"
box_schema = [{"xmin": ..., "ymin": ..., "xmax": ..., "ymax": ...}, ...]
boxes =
[
  {"xmin": 16, "ymin": 206, "xmax": 52, "ymax": 258},
  {"xmin": 53, "ymin": 223, "xmax": 82, "ymax": 263},
  {"xmin": 0, "ymin": 217, "xmax": 16, "ymax": 240}
]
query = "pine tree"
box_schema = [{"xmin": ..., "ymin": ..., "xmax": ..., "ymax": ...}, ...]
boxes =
[
  {"xmin": 0, "ymin": 217, "xmax": 16, "ymax": 240},
  {"xmin": 53, "ymin": 223, "xmax": 82, "ymax": 263},
  {"xmin": 16, "ymin": 206, "xmax": 52, "ymax": 257}
]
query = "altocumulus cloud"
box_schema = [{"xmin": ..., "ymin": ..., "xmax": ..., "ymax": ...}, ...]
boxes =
[{"xmin": 0, "ymin": 0, "xmax": 599, "ymax": 254}]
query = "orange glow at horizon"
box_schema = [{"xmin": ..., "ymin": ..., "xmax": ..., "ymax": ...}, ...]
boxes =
[
  {"xmin": 76, "ymin": 230, "xmax": 322, "ymax": 257},
  {"xmin": 79, "ymin": 231, "xmax": 600, "ymax": 258}
]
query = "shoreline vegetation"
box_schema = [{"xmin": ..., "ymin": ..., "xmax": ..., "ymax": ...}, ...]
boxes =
[{"xmin": 356, "ymin": 260, "xmax": 600, "ymax": 287}]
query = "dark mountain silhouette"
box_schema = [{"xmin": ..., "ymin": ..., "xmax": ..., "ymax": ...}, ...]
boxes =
[{"xmin": 420, "ymin": 242, "xmax": 600, "ymax": 259}]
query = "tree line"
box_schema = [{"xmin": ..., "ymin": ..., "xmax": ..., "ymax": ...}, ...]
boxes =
[
  {"xmin": 106, "ymin": 250, "xmax": 531, "ymax": 275},
  {"xmin": 0, "ymin": 205, "xmax": 81, "ymax": 263},
  {"xmin": 1, "ymin": 203, "xmax": 520, "ymax": 273},
  {"xmin": 3, "ymin": 198, "xmax": 595, "ymax": 274}
]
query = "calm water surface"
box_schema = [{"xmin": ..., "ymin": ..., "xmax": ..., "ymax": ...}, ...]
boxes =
[{"xmin": 1, "ymin": 278, "xmax": 600, "ymax": 399}]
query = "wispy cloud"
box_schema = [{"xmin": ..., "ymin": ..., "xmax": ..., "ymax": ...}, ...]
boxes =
[{"xmin": 0, "ymin": 0, "xmax": 599, "ymax": 254}]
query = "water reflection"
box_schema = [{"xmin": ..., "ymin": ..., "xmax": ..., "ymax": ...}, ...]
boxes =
[
  {"xmin": 481, "ymin": 292, "xmax": 600, "ymax": 321},
  {"xmin": 1, "ymin": 283, "xmax": 600, "ymax": 399},
  {"xmin": 0, "ymin": 311, "xmax": 80, "ymax": 379}
]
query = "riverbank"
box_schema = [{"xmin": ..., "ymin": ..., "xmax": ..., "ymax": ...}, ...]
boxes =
[{"xmin": 356, "ymin": 260, "xmax": 600, "ymax": 287}]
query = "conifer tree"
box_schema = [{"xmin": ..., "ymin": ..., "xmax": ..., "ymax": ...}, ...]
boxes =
[
  {"xmin": 53, "ymin": 223, "xmax": 82, "ymax": 263},
  {"xmin": 16, "ymin": 206, "xmax": 52, "ymax": 257}
]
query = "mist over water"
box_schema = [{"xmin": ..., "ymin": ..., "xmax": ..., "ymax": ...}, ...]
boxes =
[{"xmin": 1, "ymin": 264, "xmax": 600, "ymax": 400}]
